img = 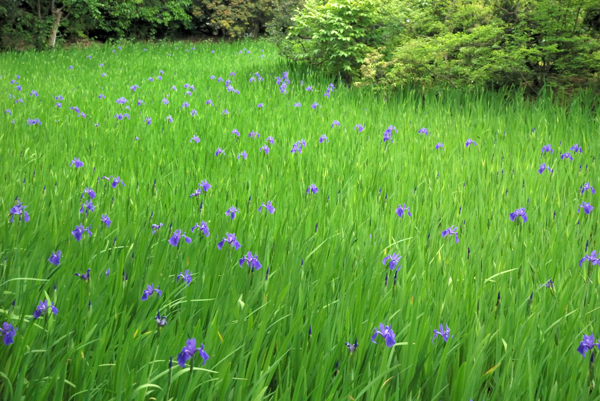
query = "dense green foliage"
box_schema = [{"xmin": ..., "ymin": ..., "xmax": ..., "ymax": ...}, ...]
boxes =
[
  {"xmin": 3, "ymin": 0, "xmax": 599, "ymax": 92},
  {"xmin": 0, "ymin": 0, "xmax": 284, "ymax": 49},
  {"xmin": 281, "ymin": 0, "xmax": 600, "ymax": 91},
  {"xmin": 1, "ymin": 40, "xmax": 600, "ymax": 400}
]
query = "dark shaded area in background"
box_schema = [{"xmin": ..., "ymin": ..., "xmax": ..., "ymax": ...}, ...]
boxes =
[{"xmin": 1, "ymin": 0, "xmax": 598, "ymax": 94}]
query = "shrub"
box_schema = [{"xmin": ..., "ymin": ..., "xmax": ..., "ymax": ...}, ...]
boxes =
[
  {"xmin": 354, "ymin": 0, "xmax": 600, "ymax": 92},
  {"xmin": 281, "ymin": 0, "xmax": 403, "ymax": 80}
]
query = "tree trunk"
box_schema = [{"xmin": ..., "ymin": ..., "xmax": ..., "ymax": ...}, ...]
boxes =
[{"xmin": 48, "ymin": 7, "xmax": 62, "ymax": 48}]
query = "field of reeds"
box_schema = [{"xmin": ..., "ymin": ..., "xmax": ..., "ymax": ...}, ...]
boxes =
[{"xmin": 1, "ymin": 40, "xmax": 599, "ymax": 400}]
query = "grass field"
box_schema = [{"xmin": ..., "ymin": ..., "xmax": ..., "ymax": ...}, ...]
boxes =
[{"xmin": 1, "ymin": 40, "xmax": 599, "ymax": 401}]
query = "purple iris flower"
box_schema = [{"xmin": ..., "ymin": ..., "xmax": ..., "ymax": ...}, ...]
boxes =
[
  {"xmin": 266, "ymin": 136, "xmax": 275, "ymax": 144},
  {"xmin": 331, "ymin": 120, "xmax": 341, "ymax": 128},
  {"xmin": 130, "ymin": 84, "xmax": 139, "ymax": 92},
  {"xmin": 257, "ymin": 103, "xmax": 264, "ymax": 108},
  {"xmin": 101, "ymin": 214, "xmax": 111, "ymax": 227},
  {"xmin": 571, "ymin": 143, "xmax": 583, "ymax": 153},
  {"xmin": 260, "ymin": 145, "xmax": 270, "ymax": 154},
  {"xmin": 541, "ymin": 144, "xmax": 554, "ymax": 154},
  {"xmin": 155, "ymin": 311, "xmax": 167, "ymax": 327},
  {"xmin": 435, "ymin": 143, "xmax": 445, "ymax": 150},
  {"xmin": 29, "ymin": 90, "xmax": 38, "ymax": 97},
  {"xmin": 79, "ymin": 200, "xmax": 95, "ymax": 214},
  {"xmin": 395, "ymin": 204, "xmax": 412, "ymax": 218},
  {"xmin": 319, "ymin": 135, "xmax": 329, "ymax": 143},
  {"xmin": 161, "ymin": 98, "xmax": 169, "ymax": 105},
  {"xmin": 561, "ymin": 152, "xmax": 573, "ymax": 161},
  {"xmin": 259, "ymin": 201, "xmax": 275, "ymax": 214},
  {"xmin": 580, "ymin": 251, "xmax": 598, "ymax": 267},
  {"xmin": 215, "ymin": 148, "xmax": 225, "ymax": 156},
  {"xmin": 291, "ymin": 140, "xmax": 306, "ymax": 153},
  {"xmin": 307, "ymin": 184, "xmax": 318, "ymax": 194},
  {"xmin": 441, "ymin": 225, "xmax": 459, "ymax": 243},
  {"xmin": 190, "ymin": 135, "xmax": 201, "ymax": 143},
  {"xmin": 178, "ymin": 338, "xmax": 209, "ymax": 368},
  {"xmin": 105, "ymin": 176, "xmax": 125, "ymax": 188},
  {"xmin": 33, "ymin": 300, "xmax": 58, "ymax": 319},
  {"xmin": 382, "ymin": 253, "xmax": 402, "ymax": 271},
  {"xmin": 238, "ymin": 151, "xmax": 248, "ymax": 160},
  {"xmin": 206, "ymin": 99, "xmax": 213, "ymax": 106},
  {"xmin": 231, "ymin": 129, "xmax": 240, "ymax": 137},
  {"xmin": 217, "ymin": 233, "xmax": 241, "ymax": 250},
  {"xmin": 171, "ymin": 85, "xmax": 177, "ymax": 91},
  {"xmin": 311, "ymin": 102, "xmax": 320, "ymax": 109},
  {"xmin": 83, "ymin": 187, "xmax": 95, "ymax": 199},
  {"xmin": 181, "ymin": 102, "xmax": 190, "ymax": 108},
  {"xmin": 418, "ymin": 127, "xmax": 429, "ymax": 135},
  {"xmin": 581, "ymin": 183, "xmax": 596, "ymax": 195},
  {"xmin": 222, "ymin": 109, "xmax": 229, "ymax": 115},
  {"xmin": 75, "ymin": 268, "xmax": 91, "ymax": 281},
  {"xmin": 9, "ymin": 202, "xmax": 29, "ymax": 223},
  {"xmin": 432, "ymin": 324, "xmax": 452, "ymax": 342},
  {"xmin": 114, "ymin": 113, "xmax": 129, "ymax": 120},
  {"xmin": 345, "ymin": 339, "xmax": 358, "ymax": 353},
  {"xmin": 138, "ymin": 100, "xmax": 144, "ymax": 106},
  {"xmin": 577, "ymin": 334, "xmax": 599, "ymax": 357},
  {"xmin": 165, "ymin": 115, "xmax": 173, "ymax": 123},
  {"xmin": 383, "ymin": 125, "xmax": 396, "ymax": 143},
  {"xmin": 249, "ymin": 130, "xmax": 260, "ymax": 138},
  {"xmin": 177, "ymin": 270, "xmax": 193, "ymax": 286},
  {"xmin": 371, "ymin": 324, "xmax": 396, "ymax": 347},
  {"xmin": 48, "ymin": 250, "xmax": 61, "ymax": 266},
  {"xmin": 294, "ymin": 102, "xmax": 301, "ymax": 107},
  {"xmin": 70, "ymin": 158, "xmax": 84, "ymax": 168},
  {"xmin": 544, "ymin": 279, "xmax": 554, "ymax": 289},
  {"xmin": 145, "ymin": 117, "xmax": 152, "ymax": 125},
  {"xmin": 191, "ymin": 221, "xmax": 210, "ymax": 237},
  {"xmin": 306, "ymin": 86, "xmax": 313, "ymax": 91},
  {"xmin": 27, "ymin": 118, "xmax": 42, "ymax": 126},
  {"xmin": 354, "ymin": 124, "xmax": 364, "ymax": 132},
  {"xmin": 198, "ymin": 180, "xmax": 211, "ymax": 193},
  {"xmin": 116, "ymin": 97, "xmax": 128, "ymax": 105},
  {"xmin": 1, "ymin": 322, "xmax": 17, "ymax": 345},
  {"xmin": 141, "ymin": 284, "xmax": 162, "ymax": 301},
  {"xmin": 72, "ymin": 224, "xmax": 93, "ymax": 241},
  {"xmin": 225, "ymin": 206, "xmax": 239, "ymax": 220},
  {"xmin": 578, "ymin": 202, "xmax": 594, "ymax": 214},
  {"xmin": 509, "ymin": 208, "xmax": 528, "ymax": 222},
  {"xmin": 539, "ymin": 163, "xmax": 552, "ymax": 174},
  {"xmin": 151, "ymin": 223, "xmax": 164, "ymax": 234},
  {"xmin": 465, "ymin": 139, "xmax": 477, "ymax": 147},
  {"xmin": 239, "ymin": 252, "xmax": 263, "ymax": 271},
  {"xmin": 168, "ymin": 229, "xmax": 192, "ymax": 246}
]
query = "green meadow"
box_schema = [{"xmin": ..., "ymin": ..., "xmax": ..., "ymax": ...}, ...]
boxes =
[{"xmin": 0, "ymin": 40, "xmax": 599, "ymax": 400}]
